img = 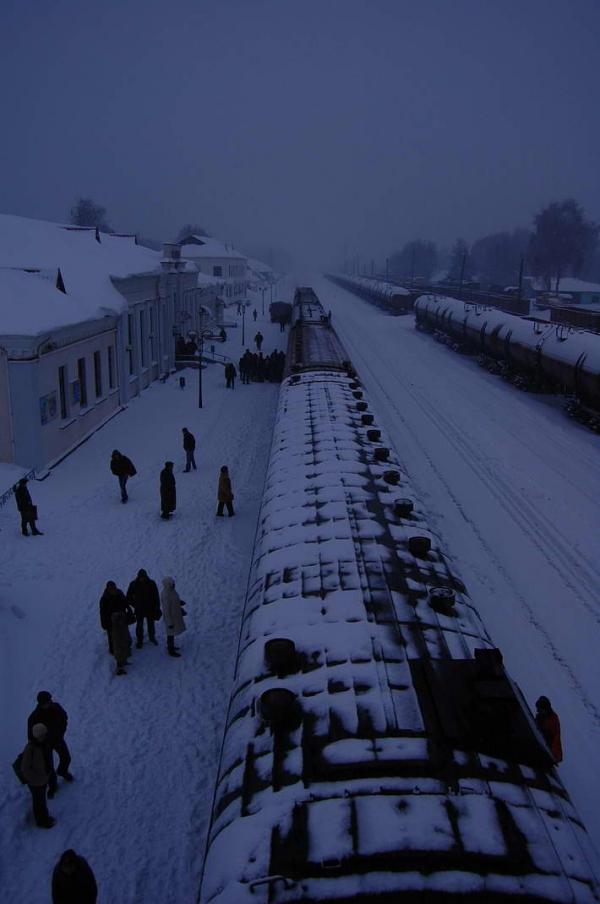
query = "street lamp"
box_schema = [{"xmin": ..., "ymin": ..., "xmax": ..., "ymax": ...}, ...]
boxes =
[
  {"xmin": 189, "ymin": 327, "xmax": 213, "ymax": 409},
  {"xmin": 260, "ymin": 285, "xmax": 267, "ymax": 316},
  {"xmin": 241, "ymin": 303, "xmax": 246, "ymax": 347}
]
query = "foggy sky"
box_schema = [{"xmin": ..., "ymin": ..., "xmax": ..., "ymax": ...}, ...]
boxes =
[{"xmin": 1, "ymin": 0, "xmax": 599, "ymax": 268}]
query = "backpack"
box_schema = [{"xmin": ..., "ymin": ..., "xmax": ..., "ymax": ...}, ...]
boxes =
[{"xmin": 12, "ymin": 750, "xmax": 27, "ymax": 785}]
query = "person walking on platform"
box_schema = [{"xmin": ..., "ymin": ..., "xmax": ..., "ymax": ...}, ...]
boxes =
[
  {"xmin": 127, "ymin": 569, "xmax": 161, "ymax": 648},
  {"xmin": 216, "ymin": 465, "xmax": 235, "ymax": 517},
  {"xmin": 15, "ymin": 477, "xmax": 43, "ymax": 536},
  {"xmin": 160, "ymin": 461, "xmax": 176, "ymax": 519},
  {"xmin": 225, "ymin": 362, "xmax": 237, "ymax": 389},
  {"xmin": 182, "ymin": 428, "xmax": 197, "ymax": 472},
  {"xmin": 99, "ymin": 581, "xmax": 129, "ymax": 654},
  {"xmin": 20, "ymin": 724, "xmax": 57, "ymax": 828},
  {"xmin": 161, "ymin": 576, "xmax": 186, "ymax": 658},
  {"xmin": 254, "ymin": 330, "xmax": 263, "ymax": 351},
  {"xmin": 110, "ymin": 450, "xmax": 136, "ymax": 503},
  {"xmin": 253, "ymin": 308, "xmax": 257, "ymax": 321},
  {"xmin": 27, "ymin": 692, "xmax": 73, "ymax": 782}
]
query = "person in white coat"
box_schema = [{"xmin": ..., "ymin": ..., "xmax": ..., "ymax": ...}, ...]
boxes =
[{"xmin": 161, "ymin": 576, "xmax": 186, "ymax": 658}]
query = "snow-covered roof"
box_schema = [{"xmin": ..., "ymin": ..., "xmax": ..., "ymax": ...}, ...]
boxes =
[
  {"xmin": 178, "ymin": 235, "xmax": 247, "ymax": 261},
  {"xmin": 0, "ymin": 213, "xmax": 161, "ymax": 335},
  {"xmin": 247, "ymin": 256, "xmax": 273, "ymax": 278}
]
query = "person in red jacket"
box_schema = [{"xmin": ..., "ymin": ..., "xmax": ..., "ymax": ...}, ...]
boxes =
[{"xmin": 535, "ymin": 695, "xmax": 563, "ymax": 763}]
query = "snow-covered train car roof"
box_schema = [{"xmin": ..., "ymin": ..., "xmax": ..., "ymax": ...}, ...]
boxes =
[{"xmin": 201, "ymin": 367, "xmax": 600, "ymax": 903}]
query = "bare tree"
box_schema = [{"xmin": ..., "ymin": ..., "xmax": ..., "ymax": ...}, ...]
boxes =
[
  {"xmin": 389, "ymin": 240, "xmax": 438, "ymax": 281},
  {"xmin": 70, "ymin": 197, "xmax": 112, "ymax": 232},
  {"xmin": 447, "ymin": 239, "xmax": 470, "ymax": 282},
  {"xmin": 470, "ymin": 229, "xmax": 531, "ymax": 288},
  {"xmin": 176, "ymin": 223, "xmax": 209, "ymax": 242},
  {"xmin": 529, "ymin": 199, "xmax": 598, "ymax": 291}
]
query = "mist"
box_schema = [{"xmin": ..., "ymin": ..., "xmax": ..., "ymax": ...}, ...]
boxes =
[{"xmin": 1, "ymin": 0, "xmax": 599, "ymax": 269}]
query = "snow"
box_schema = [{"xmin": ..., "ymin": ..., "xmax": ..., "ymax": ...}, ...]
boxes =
[
  {"xmin": 0, "ymin": 308, "xmax": 287, "ymax": 903},
  {"xmin": 0, "ymin": 213, "xmax": 162, "ymax": 334},
  {"xmin": 179, "ymin": 236, "xmax": 246, "ymax": 260},
  {"xmin": 315, "ymin": 275, "xmax": 600, "ymax": 857}
]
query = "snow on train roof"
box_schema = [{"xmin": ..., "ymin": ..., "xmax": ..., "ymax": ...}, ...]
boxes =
[
  {"xmin": 336, "ymin": 274, "xmax": 410, "ymax": 296},
  {"xmin": 202, "ymin": 368, "xmax": 600, "ymax": 903},
  {"xmin": 415, "ymin": 293, "xmax": 600, "ymax": 371}
]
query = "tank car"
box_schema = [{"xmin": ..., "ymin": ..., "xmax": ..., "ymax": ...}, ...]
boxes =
[
  {"xmin": 327, "ymin": 274, "xmax": 414, "ymax": 314},
  {"xmin": 415, "ymin": 295, "xmax": 600, "ymax": 416},
  {"xmin": 200, "ymin": 290, "xmax": 600, "ymax": 903}
]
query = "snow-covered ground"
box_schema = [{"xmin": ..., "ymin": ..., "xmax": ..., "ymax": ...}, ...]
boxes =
[
  {"xmin": 313, "ymin": 275, "xmax": 600, "ymax": 862},
  {"xmin": 3, "ymin": 275, "xmax": 600, "ymax": 902},
  {"xmin": 0, "ymin": 301, "xmax": 286, "ymax": 903}
]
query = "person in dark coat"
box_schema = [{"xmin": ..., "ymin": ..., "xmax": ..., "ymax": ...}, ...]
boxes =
[
  {"xmin": 535, "ymin": 696, "xmax": 563, "ymax": 763},
  {"xmin": 27, "ymin": 691, "xmax": 73, "ymax": 782},
  {"xmin": 160, "ymin": 461, "xmax": 176, "ymax": 519},
  {"xmin": 217, "ymin": 465, "xmax": 234, "ymax": 517},
  {"xmin": 182, "ymin": 427, "xmax": 197, "ymax": 472},
  {"xmin": 15, "ymin": 477, "xmax": 43, "ymax": 536},
  {"xmin": 52, "ymin": 849, "xmax": 97, "ymax": 904},
  {"xmin": 253, "ymin": 307, "xmax": 257, "ymax": 321},
  {"xmin": 225, "ymin": 362, "xmax": 237, "ymax": 389},
  {"xmin": 127, "ymin": 569, "xmax": 161, "ymax": 648},
  {"xmin": 99, "ymin": 581, "xmax": 129, "ymax": 653},
  {"xmin": 254, "ymin": 330, "xmax": 263, "ymax": 351},
  {"xmin": 111, "ymin": 610, "xmax": 132, "ymax": 675},
  {"xmin": 110, "ymin": 450, "xmax": 136, "ymax": 503},
  {"xmin": 20, "ymin": 723, "xmax": 56, "ymax": 828}
]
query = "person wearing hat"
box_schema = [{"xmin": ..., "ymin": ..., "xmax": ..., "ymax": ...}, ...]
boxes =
[
  {"xmin": 27, "ymin": 691, "xmax": 73, "ymax": 782},
  {"xmin": 535, "ymin": 695, "xmax": 563, "ymax": 763},
  {"xmin": 160, "ymin": 461, "xmax": 176, "ymax": 520},
  {"xmin": 20, "ymin": 723, "xmax": 56, "ymax": 828},
  {"xmin": 161, "ymin": 576, "xmax": 186, "ymax": 658},
  {"xmin": 52, "ymin": 849, "xmax": 97, "ymax": 903},
  {"xmin": 126, "ymin": 568, "xmax": 161, "ymax": 648},
  {"xmin": 14, "ymin": 477, "xmax": 43, "ymax": 536}
]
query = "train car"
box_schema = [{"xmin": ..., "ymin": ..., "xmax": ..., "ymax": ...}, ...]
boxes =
[
  {"xmin": 199, "ymin": 289, "xmax": 600, "ymax": 903},
  {"xmin": 414, "ymin": 295, "xmax": 600, "ymax": 415},
  {"xmin": 327, "ymin": 274, "xmax": 414, "ymax": 314}
]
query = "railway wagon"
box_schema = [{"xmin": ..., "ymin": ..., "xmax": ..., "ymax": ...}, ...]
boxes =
[
  {"xmin": 415, "ymin": 295, "xmax": 600, "ymax": 413},
  {"xmin": 200, "ymin": 289, "xmax": 600, "ymax": 903},
  {"xmin": 327, "ymin": 274, "xmax": 414, "ymax": 314}
]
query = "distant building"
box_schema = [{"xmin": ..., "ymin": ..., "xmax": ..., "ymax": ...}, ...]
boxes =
[
  {"xmin": 535, "ymin": 278, "xmax": 600, "ymax": 307},
  {"xmin": 0, "ymin": 214, "xmax": 197, "ymax": 470},
  {"xmin": 177, "ymin": 234, "xmax": 247, "ymax": 300}
]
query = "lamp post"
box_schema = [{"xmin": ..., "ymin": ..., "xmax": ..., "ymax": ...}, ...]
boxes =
[
  {"xmin": 241, "ymin": 303, "xmax": 246, "ymax": 347},
  {"xmin": 190, "ymin": 327, "xmax": 213, "ymax": 409},
  {"xmin": 261, "ymin": 286, "xmax": 266, "ymax": 316}
]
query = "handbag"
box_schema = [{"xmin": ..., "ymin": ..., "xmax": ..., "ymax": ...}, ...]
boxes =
[
  {"xmin": 125, "ymin": 606, "xmax": 136, "ymax": 625},
  {"xmin": 12, "ymin": 751, "xmax": 27, "ymax": 785},
  {"xmin": 180, "ymin": 599, "xmax": 188, "ymax": 616}
]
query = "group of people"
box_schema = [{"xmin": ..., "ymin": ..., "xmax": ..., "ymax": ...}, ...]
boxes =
[
  {"xmin": 110, "ymin": 439, "xmax": 234, "ymax": 521},
  {"xmin": 238, "ymin": 348, "xmax": 285, "ymax": 384},
  {"xmin": 99, "ymin": 570, "xmax": 187, "ymax": 669}
]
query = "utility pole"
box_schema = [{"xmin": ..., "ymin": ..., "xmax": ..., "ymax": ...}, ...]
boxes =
[
  {"xmin": 410, "ymin": 247, "xmax": 416, "ymax": 286},
  {"xmin": 385, "ymin": 257, "xmax": 389, "ymax": 281},
  {"xmin": 242, "ymin": 304, "xmax": 246, "ymax": 347},
  {"xmin": 459, "ymin": 253, "xmax": 467, "ymax": 295},
  {"xmin": 517, "ymin": 256, "xmax": 524, "ymax": 301}
]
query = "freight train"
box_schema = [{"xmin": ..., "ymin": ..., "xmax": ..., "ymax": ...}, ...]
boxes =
[
  {"xmin": 414, "ymin": 294, "xmax": 600, "ymax": 428},
  {"xmin": 199, "ymin": 287, "xmax": 600, "ymax": 903},
  {"xmin": 327, "ymin": 274, "xmax": 415, "ymax": 314}
]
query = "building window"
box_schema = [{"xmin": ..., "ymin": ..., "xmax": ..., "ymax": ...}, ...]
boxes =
[
  {"xmin": 139, "ymin": 310, "xmax": 146, "ymax": 366},
  {"xmin": 58, "ymin": 365, "xmax": 68, "ymax": 419},
  {"xmin": 77, "ymin": 357, "xmax": 87, "ymax": 407},
  {"xmin": 213, "ymin": 265, "xmax": 222, "ymax": 277},
  {"xmin": 127, "ymin": 314, "xmax": 134, "ymax": 375},
  {"xmin": 149, "ymin": 308, "xmax": 156, "ymax": 361},
  {"xmin": 108, "ymin": 346, "xmax": 115, "ymax": 389},
  {"xmin": 94, "ymin": 350, "xmax": 102, "ymax": 397}
]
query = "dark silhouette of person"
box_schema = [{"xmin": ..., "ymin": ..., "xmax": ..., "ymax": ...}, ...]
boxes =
[
  {"xmin": 15, "ymin": 477, "xmax": 42, "ymax": 536},
  {"xmin": 27, "ymin": 691, "xmax": 73, "ymax": 782},
  {"xmin": 217, "ymin": 465, "xmax": 234, "ymax": 517},
  {"xmin": 182, "ymin": 428, "xmax": 197, "ymax": 471},
  {"xmin": 160, "ymin": 461, "xmax": 176, "ymax": 519},
  {"xmin": 535, "ymin": 696, "xmax": 563, "ymax": 763},
  {"xmin": 52, "ymin": 849, "xmax": 97, "ymax": 903},
  {"xmin": 110, "ymin": 450, "xmax": 136, "ymax": 503}
]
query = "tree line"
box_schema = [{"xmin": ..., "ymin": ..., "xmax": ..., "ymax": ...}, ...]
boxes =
[{"xmin": 387, "ymin": 199, "xmax": 599, "ymax": 292}]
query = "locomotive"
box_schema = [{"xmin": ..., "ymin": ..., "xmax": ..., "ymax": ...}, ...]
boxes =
[
  {"xmin": 199, "ymin": 288, "xmax": 600, "ymax": 903},
  {"xmin": 414, "ymin": 294, "xmax": 600, "ymax": 426}
]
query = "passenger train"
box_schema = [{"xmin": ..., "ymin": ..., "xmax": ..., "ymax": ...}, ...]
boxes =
[
  {"xmin": 199, "ymin": 287, "xmax": 600, "ymax": 903},
  {"xmin": 414, "ymin": 295, "xmax": 600, "ymax": 428}
]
